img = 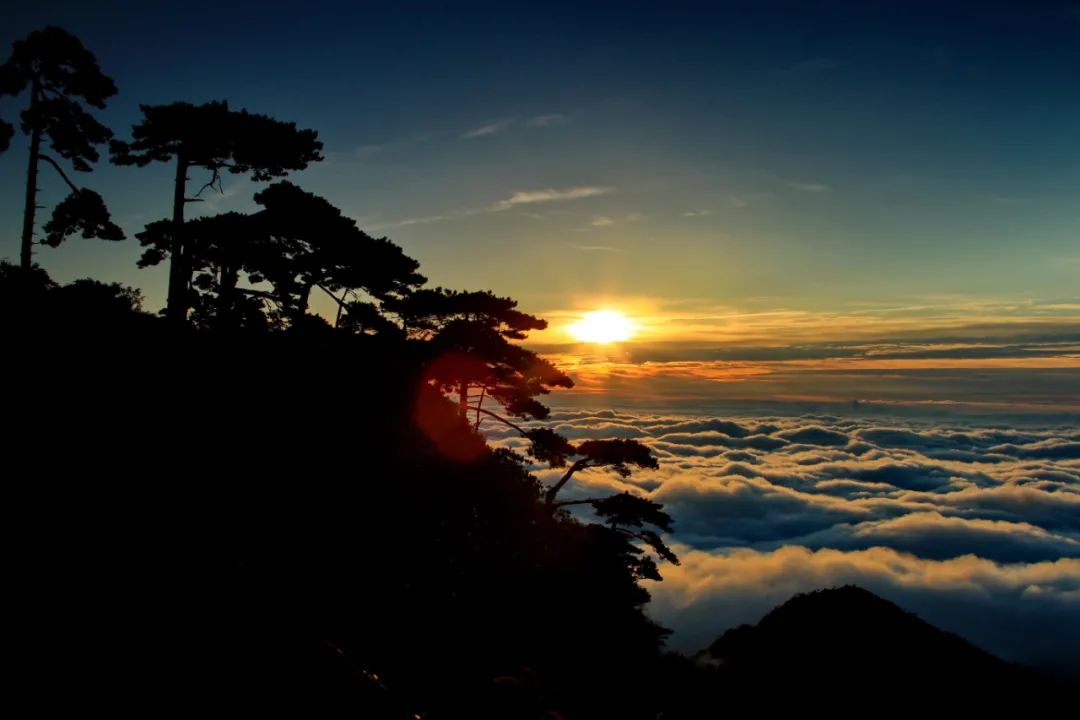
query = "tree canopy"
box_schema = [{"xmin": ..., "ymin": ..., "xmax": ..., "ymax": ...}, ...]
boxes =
[
  {"xmin": 110, "ymin": 100, "xmax": 324, "ymax": 181},
  {"xmin": 0, "ymin": 25, "xmax": 122, "ymax": 269},
  {"xmin": 111, "ymin": 100, "xmax": 324, "ymax": 322},
  {"xmin": 0, "ymin": 26, "xmax": 117, "ymax": 169}
]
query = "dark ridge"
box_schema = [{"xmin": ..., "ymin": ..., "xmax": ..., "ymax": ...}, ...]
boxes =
[
  {"xmin": 665, "ymin": 585, "xmax": 1073, "ymax": 712},
  {"xmin": 700, "ymin": 584, "xmax": 1008, "ymax": 675}
]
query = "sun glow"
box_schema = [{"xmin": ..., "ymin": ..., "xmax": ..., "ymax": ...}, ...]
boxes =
[{"xmin": 566, "ymin": 310, "xmax": 638, "ymax": 343}]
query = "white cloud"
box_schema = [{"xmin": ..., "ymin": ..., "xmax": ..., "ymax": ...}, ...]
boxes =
[
  {"xmin": 462, "ymin": 118, "xmax": 513, "ymax": 138},
  {"xmin": 493, "ymin": 185, "xmax": 614, "ymax": 210},
  {"xmin": 510, "ymin": 403, "xmax": 1080, "ymax": 669},
  {"xmin": 486, "ymin": 408, "xmax": 1080, "ymax": 670},
  {"xmin": 527, "ymin": 113, "xmax": 570, "ymax": 127},
  {"xmin": 647, "ymin": 544, "xmax": 1080, "ymax": 670},
  {"xmin": 575, "ymin": 212, "xmax": 642, "ymax": 231},
  {"xmin": 369, "ymin": 185, "xmax": 615, "ymax": 229}
]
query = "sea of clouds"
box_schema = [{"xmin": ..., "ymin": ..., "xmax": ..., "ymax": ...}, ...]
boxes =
[{"xmin": 485, "ymin": 406, "xmax": 1080, "ymax": 674}]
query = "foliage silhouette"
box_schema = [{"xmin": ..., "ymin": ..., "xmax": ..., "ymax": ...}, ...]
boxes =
[
  {"xmin": 247, "ymin": 181, "xmax": 425, "ymax": 322},
  {"xmin": 544, "ymin": 437, "xmax": 659, "ymax": 504},
  {"xmin": 387, "ymin": 288, "xmax": 573, "ymax": 422},
  {"xmin": 0, "ymin": 26, "xmax": 122, "ymax": 269},
  {"xmin": 5, "ymin": 25, "xmax": 1075, "ymax": 720},
  {"xmin": 2, "ymin": 194, "xmax": 678, "ymax": 719},
  {"xmin": 4, "ymin": 267, "xmax": 678, "ymax": 717},
  {"xmin": 381, "ymin": 286, "xmax": 670, "ymax": 571},
  {"xmin": 110, "ymin": 101, "xmax": 323, "ymax": 322},
  {"xmin": 0, "ymin": 117, "xmax": 11, "ymax": 152},
  {"xmin": 41, "ymin": 187, "xmax": 124, "ymax": 247},
  {"xmin": 133, "ymin": 183, "xmax": 425, "ymax": 330}
]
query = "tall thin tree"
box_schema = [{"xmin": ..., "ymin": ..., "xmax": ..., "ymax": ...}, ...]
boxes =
[{"xmin": 0, "ymin": 26, "xmax": 121, "ymax": 269}]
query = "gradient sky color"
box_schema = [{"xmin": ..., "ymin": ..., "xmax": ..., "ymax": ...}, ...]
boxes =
[{"xmin": 2, "ymin": 1, "xmax": 1078, "ymax": 404}]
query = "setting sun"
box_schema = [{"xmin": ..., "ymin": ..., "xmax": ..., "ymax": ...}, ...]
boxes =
[{"xmin": 566, "ymin": 310, "xmax": 637, "ymax": 343}]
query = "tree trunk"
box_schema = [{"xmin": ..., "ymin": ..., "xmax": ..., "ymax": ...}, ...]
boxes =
[
  {"xmin": 216, "ymin": 260, "xmax": 239, "ymax": 329},
  {"xmin": 19, "ymin": 80, "xmax": 42, "ymax": 271},
  {"xmin": 458, "ymin": 381, "xmax": 469, "ymax": 417},
  {"xmin": 294, "ymin": 280, "xmax": 314, "ymax": 322},
  {"xmin": 166, "ymin": 154, "xmax": 189, "ymax": 324}
]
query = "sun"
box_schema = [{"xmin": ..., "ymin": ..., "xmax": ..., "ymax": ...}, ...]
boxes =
[{"xmin": 566, "ymin": 310, "xmax": 637, "ymax": 343}]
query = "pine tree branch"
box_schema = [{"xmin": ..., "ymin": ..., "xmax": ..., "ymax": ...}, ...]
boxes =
[
  {"xmin": 545, "ymin": 458, "xmax": 590, "ymax": 506},
  {"xmin": 39, "ymin": 154, "xmax": 80, "ymax": 194},
  {"xmin": 552, "ymin": 498, "xmax": 604, "ymax": 508},
  {"xmin": 474, "ymin": 387, "xmax": 487, "ymax": 432},
  {"xmin": 192, "ymin": 166, "xmax": 223, "ymax": 198},
  {"xmin": 467, "ymin": 405, "xmax": 529, "ymax": 436}
]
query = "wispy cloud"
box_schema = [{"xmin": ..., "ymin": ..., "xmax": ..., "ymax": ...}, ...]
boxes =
[
  {"xmin": 494, "ymin": 185, "xmax": 614, "ymax": 209},
  {"xmin": 461, "ymin": 118, "xmax": 514, "ymax": 138},
  {"xmin": 787, "ymin": 180, "xmax": 832, "ymax": 193},
  {"xmin": 371, "ymin": 185, "xmax": 615, "ymax": 229},
  {"xmin": 375, "ymin": 211, "xmax": 463, "ymax": 229},
  {"xmin": 683, "ymin": 209, "xmax": 713, "ymax": 217},
  {"xmin": 527, "ymin": 113, "xmax": 570, "ymax": 127},
  {"xmin": 462, "ymin": 113, "xmax": 569, "ymax": 138},
  {"xmin": 576, "ymin": 212, "xmax": 642, "ymax": 231}
]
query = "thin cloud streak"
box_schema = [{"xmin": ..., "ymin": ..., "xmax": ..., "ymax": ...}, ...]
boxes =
[
  {"xmin": 494, "ymin": 186, "xmax": 614, "ymax": 209},
  {"xmin": 527, "ymin": 113, "xmax": 570, "ymax": 127},
  {"xmin": 370, "ymin": 185, "xmax": 615, "ymax": 230},
  {"xmin": 461, "ymin": 118, "xmax": 513, "ymax": 138}
]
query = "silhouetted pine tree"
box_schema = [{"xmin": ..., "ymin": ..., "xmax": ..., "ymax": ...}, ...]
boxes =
[
  {"xmin": 110, "ymin": 101, "xmax": 323, "ymax": 322},
  {"xmin": 133, "ymin": 183, "xmax": 425, "ymax": 330},
  {"xmin": 387, "ymin": 287, "xmax": 572, "ymax": 417},
  {"xmin": 0, "ymin": 26, "xmax": 123, "ymax": 270},
  {"xmin": 388, "ymin": 287, "xmax": 677, "ymax": 583},
  {"xmin": 246, "ymin": 182, "xmax": 425, "ymax": 322}
]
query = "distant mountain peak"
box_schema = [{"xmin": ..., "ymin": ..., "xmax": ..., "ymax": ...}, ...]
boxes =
[
  {"xmin": 665, "ymin": 586, "xmax": 1072, "ymax": 715},
  {"xmin": 697, "ymin": 585, "xmax": 1031, "ymax": 685}
]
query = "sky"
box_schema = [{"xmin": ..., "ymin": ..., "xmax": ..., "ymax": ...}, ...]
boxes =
[
  {"xmin": 3, "ymin": 1, "xmax": 1079, "ymax": 670},
  {"xmin": 3, "ymin": 1, "xmax": 1078, "ymax": 411}
]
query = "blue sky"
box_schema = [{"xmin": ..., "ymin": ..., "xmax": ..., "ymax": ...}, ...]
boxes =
[
  {"xmin": 2, "ymin": 1, "xmax": 1078, "ymax": 408},
  {"xmin": 3, "ymin": 1, "xmax": 1079, "ymax": 309}
]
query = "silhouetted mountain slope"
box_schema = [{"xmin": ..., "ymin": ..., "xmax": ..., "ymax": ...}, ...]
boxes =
[
  {"xmin": 700, "ymin": 585, "xmax": 1008, "ymax": 675},
  {"xmin": 671, "ymin": 585, "xmax": 1072, "ymax": 713}
]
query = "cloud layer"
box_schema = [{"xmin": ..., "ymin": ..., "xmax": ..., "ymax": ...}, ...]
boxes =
[{"xmin": 485, "ymin": 408, "xmax": 1080, "ymax": 672}]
